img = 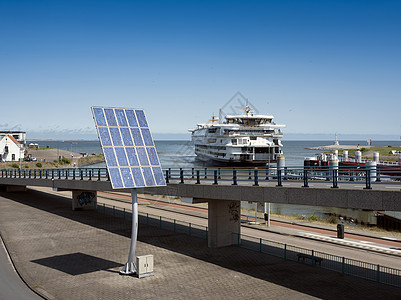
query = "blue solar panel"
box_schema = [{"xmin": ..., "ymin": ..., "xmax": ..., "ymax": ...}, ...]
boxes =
[
  {"xmin": 120, "ymin": 128, "xmax": 134, "ymax": 146},
  {"xmin": 115, "ymin": 109, "xmax": 128, "ymax": 127},
  {"xmin": 92, "ymin": 106, "xmax": 165, "ymax": 189},
  {"xmin": 125, "ymin": 147, "xmax": 139, "ymax": 166},
  {"xmin": 141, "ymin": 128, "xmax": 154, "ymax": 146},
  {"xmin": 131, "ymin": 128, "xmax": 143, "ymax": 146},
  {"xmin": 147, "ymin": 147, "xmax": 159, "ymax": 166},
  {"xmin": 93, "ymin": 107, "xmax": 107, "ymax": 126},
  {"xmin": 103, "ymin": 148, "xmax": 118, "ymax": 167},
  {"xmin": 135, "ymin": 110, "xmax": 148, "ymax": 127},
  {"xmin": 136, "ymin": 147, "xmax": 149, "ymax": 166},
  {"xmin": 98, "ymin": 127, "xmax": 112, "ymax": 146},
  {"xmin": 142, "ymin": 167, "xmax": 155, "ymax": 186},
  {"xmin": 109, "ymin": 169, "xmax": 123, "ymax": 188},
  {"xmin": 120, "ymin": 168, "xmax": 134, "ymax": 187},
  {"xmin": 125, "ymin": 110, "xmax": 138, "ymax": 127},
  {"xmin": 131, "ymin": 167, "xmax": 145, "ymax": 187},
  {"xmin": 152, "ymin": 167, "xmax": 166, "ymax": 186},
  {"xmin": 105, "ymin": 108, "xmax": 118, "ymax": 126},
  {"xmin": 115, "ymin": 147, "xmax": 129, "ymax": 166}
]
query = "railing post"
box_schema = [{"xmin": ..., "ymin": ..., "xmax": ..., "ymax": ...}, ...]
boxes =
[
  {"xmin": 248, "ymin": 168, "xmax": 252, "ymax": 180},
  {"xmin": 196, "ymin": 170, "xmax": 200, "ymax": 184},
  {"xmin": 277, "ymin": 169, "xmax": 282, "ymax": 187},
  {"xmin": 65, "ymin": 169, "xmax": 68, "ymax": 180},
  {"xmin": 377, "ymin": 264, "xmax": 380, "ymax": 283},
  {"xmin": 342, "ymin": 257, "xmax": 345, "ymax": 274},
  {"xmin": 350, "ymin": 168, "xmax": 354, "ymax": 181},
  {"xmin": 191, "ymin": 168, "xmax": 194, "ymax": 179},
  {"xmin": 265, "ymin": 166, "xmax": 269, "ymax": 180},
  {"xmin": 58, "ymin": 170, "xmax": 61, "ymax": 179},
  {"xmin": 253, "ymin": 170, "xmax": 259, "ymax": 186},
  {"xmin": 213, "ymin": 170, "xmax": 218, "ymax": 185},
  {"xmin": 168, "ymin": 168, "xmax": 171, "ymax": 179},
  {"xmin": 332, "ymin": 169, "xmax": 338, "ymax": 188},
  {"xmin": 72, "ymin": 169, "xmax": 76, "ymax": 180},
  {"xmin": 80, "ymin": 169, "xmax": 83, "ymax": 180},
  {"xmin": 364, "ymin": 169, "xmax": 372, "ymax": 190},
  {"xmin": 376, "ymin": 167, "xmax": 381, "ymax": 182},
  {"xmin": 218, "ymin": 168, "xmax": 221, "ymax": 179},
  {"xmin": 232, "ymin": 169, "xmax": 237, "ymax": 186},
  {"xmin": 89, "ymin": 170, "xmax": 92, "ymax": 181},
  {"xmin": 180, "ymin": 168, "xmax": 184, "ymax": 183},
  {"xmin": 311, "ymin": 250, "xmax": 315, "ymax": 265},
  {"xmin": 204, "ymin": 168, "xmax": 207, "ymax": 179},
  {"xmin": 303, "ymin": 168, "xmax": 309, "ymax": 187},
  {"xmin": 98, "ymin": 169, "xmax": 101, "ymax": 181},
  {"xmin": 106, "ymin": 170, "xmax": 110, "ymax": 181},
  {"xmin": 165, "ymin": 170, "xmax": 169, "ymax": 184}
]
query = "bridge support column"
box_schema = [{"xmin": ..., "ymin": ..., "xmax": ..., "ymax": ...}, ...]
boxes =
[
  {"xmin": 72, "ymin": 190, "xmax": 97, "ymax": 210},
  {"xmin": 208, "ymin": 199, "xmax": 241, "ymax": 248}
]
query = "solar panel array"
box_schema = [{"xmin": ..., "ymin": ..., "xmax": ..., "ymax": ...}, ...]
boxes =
[{"xmin": 92, "ymin": 106, "xmax": 166, "ymax": 189}]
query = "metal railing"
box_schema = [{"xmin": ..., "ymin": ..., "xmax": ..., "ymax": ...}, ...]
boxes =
[
  {"xmin": 165, "ymin": 166, "xmax": 401, "ymax": 190},
  {"xmin": 0, "ymin": 168, "xmax": 109, "ymax": 181},
  {"xmin": 1, "ymin": 165, "xmax": 400, "ymax": 190},
  {"xmin": 232, "ymin": 232, "xmax": 401, "ymax": 288}
]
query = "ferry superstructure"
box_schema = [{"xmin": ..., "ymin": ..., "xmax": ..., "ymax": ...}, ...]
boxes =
[{"xmin": 190, "ymin": 106, "xmax": 285, "ymax": 165}]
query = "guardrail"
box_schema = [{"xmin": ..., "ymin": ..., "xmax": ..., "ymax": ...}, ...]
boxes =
[
  {"xmin": 0, "ymin": 168, "xmax": 109, "ymax": 181},
  {"xmin": 165, "ymin": 166, "xmax": 401, "ymax": 190},
  {"xmin": 1, "ymin": 166, "xmax": 400, "ymax": 190},
  {"xmin": 95, "ymin": 201, "xmax": 401, "ymax": 288}
]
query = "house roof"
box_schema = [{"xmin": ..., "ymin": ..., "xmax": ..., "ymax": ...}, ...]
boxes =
[{"xmin": 5, "ymin": 135, "xmax": 21, "ymax": 147}]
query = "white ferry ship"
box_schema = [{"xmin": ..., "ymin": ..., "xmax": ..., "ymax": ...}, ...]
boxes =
[{"xmin": 190, "ymin": 105, "xmax": 285, "ymax": 165}]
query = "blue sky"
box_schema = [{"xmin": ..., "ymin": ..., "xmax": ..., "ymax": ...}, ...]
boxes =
[{"xmin": 1, "ymin": 0, "xmax": 400, "ymax": 140}]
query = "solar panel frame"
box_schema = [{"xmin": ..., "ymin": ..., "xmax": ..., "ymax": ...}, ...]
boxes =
[{"xmin": 92, "ymin": 106, "xmax": 166, "ymax": 189}]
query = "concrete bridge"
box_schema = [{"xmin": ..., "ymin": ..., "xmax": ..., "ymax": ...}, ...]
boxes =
[{"xmin": 1, "ymin": 166, "xmax": 400, "ymax": 247}]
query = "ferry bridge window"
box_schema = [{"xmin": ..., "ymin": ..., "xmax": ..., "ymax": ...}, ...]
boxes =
[{"xmin": 231, "ymin": 139, "xmax": 237, "ymax": 145}]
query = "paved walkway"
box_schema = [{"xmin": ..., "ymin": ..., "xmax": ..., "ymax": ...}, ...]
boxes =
[{"xmin": 0, "ymin": 187, "xmax": 400, "ymax": 299}]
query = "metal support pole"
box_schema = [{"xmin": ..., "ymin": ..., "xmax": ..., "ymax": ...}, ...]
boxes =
[
  {"xmin": 196, "ymin": 170, "xmax": 200, "ymax": 184},
  {"xmin": 165, "ymin": 170, "xmax": 169, "ymax": 183},
  {"xmin": 332, "ymin": 169, "xmax": 338, "ymax": 188},
  {"xmin": 232, "ymin": 169, "xmax": 237, "ymax": 185},
  {"xmin": 303, "ymin": 168, "xmax": 309, "ymax": 187},
  {"xmin": 180, "ymin": 168, "xmax": 184, "ymax": 183},
  {"xmin": 364, "ymin": 169, "xmax": 372, "ymax": 190},
  {"xmin": 213, "ymin": 170, "xmax": 218, "ymax": 185},
  {"xmin": 253, "ymin": 170, "xmax": 259, "ymax": 186},
  {"xmin": 277, "ymin": 170, "xmax": 282, "ymax": 187},
  {"xmin": 120, "ymin": 189, "xmax": 138, "ymax": 275}
]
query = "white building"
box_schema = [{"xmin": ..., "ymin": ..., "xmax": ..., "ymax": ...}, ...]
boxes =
[
  {"xmin": 0, "ymin": 134, "xmax": 24, "ymax": 162},
  {"xmin": 0, "ymin": 131, "xmax": 26, "ymax": 147}
]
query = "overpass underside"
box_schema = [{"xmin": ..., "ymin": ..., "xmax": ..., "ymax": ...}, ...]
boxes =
[{"xmin": 1, "ymin": 178, "xmax": 400, "ymax": 248}]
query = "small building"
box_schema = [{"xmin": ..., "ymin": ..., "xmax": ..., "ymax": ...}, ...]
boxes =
[
  {"xmin": 0, "ymin": 131, "xmax": 26, "ymax": 147},
  {"xmin": 0, "ymin": 135, "xmax": 24, "ymax": 162}
]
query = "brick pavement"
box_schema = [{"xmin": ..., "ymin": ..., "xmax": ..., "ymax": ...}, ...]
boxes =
[{"xmin": 0, "ymin": 188, "xmax": 400, "ymax": 299}]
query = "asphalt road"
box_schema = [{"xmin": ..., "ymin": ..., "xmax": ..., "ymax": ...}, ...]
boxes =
[{"xmin": 0, "ymin": 237, "xmax": 43, "ymax": 300}]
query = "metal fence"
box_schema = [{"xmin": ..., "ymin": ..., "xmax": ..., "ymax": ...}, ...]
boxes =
[
  {"xmin": 232, "ymin": 232, "xmax": 401, "ymax": 288},
  {"xmin": 1, "ymin": 165, "xmax": 400, "ymax": 190},
  {"xmin": 95, "ymin": 201, "xmax": 401, "ymax": 288}
]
